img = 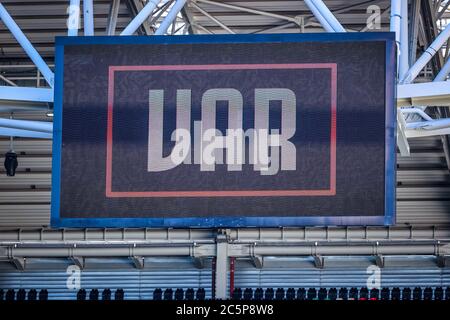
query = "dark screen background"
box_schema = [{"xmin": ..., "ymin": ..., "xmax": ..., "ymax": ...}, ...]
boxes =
[{"xmin": 60, "ymin": 41, "xmax": 386, "ymax": 219}]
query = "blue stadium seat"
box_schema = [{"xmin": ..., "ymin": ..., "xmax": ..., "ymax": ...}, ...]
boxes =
[
  {"xmin": 196, "ymin": 288, "xmax": 205, "ymax": 300},
  {"xmin": 391, "ymin": 287, "xmax": 400, "ymax": 300},
  {"xmin": 38, "ymin": 289, "xmax": 48, "ymax": 301},
  {"xmin": 328, "ymin": 288, "xmax": 337, "ymax": 300},
  {"xmin": 164, "ymin": 288, "xmax": 173, "ymax": 300},
  {"xmin": 285, "ymin": 288, "xmax": 296, "ymax": 300},
  {"xmin": 175, "ymin": 288, "xmax": 184, "ymax": 300},
  {"xmin": 434, "ymin": 287, "xmax": 443, "ymax": 300},
  {"xmin": 102, "ymin": 288, "xmax": 112, "ymax": 300},
  {"xmin": 297, "ymin": 288, "xmax": 306, "ymax": 300},
  {"xmin": 264, "ymin": 288, "xmax": 274, "ymax": 300},
  {"xmin": 338, "ymin": 287, "xmax": 348, "ymax": 300},
  {"xmin": 254, "ymin": 288, "xmax": 264, "ymax": 300},
  {"xmin": 5, "ymin": 289, "xmax": 15, "ymax": 301},
  {"xmin": 402, "ymin": 287, "xmax": 411, "ymax": 300},
  {"xmin": 318, "ymin": 288, "xmax": 327, "ymax": 300},
  {"xmin": 77, "ymin": 289, "xmax": 86, "ymax": 301},
  {"xmin": 115, "ymin": 289, "xmax": 124, "ymax": 300},
  {"xmin": 307, "ymin": 288, "xmax": 317, "ymax": 300},
  {"xmin": 89, "ymin": 289, "xmax": 99, "ymax": 301},
  {"xmin": 28, "ymin": 289, "xmax": 37, "ymax": 301},
  {"xmin": 275, "ymin": 288, "xmax": 285, "ymax": 300},
  {"xmin": 243, "ymin": 288, "xmax": 253, "ymax": 300},
  {"xmin": 232, "ymin": 288, "xmax": 242, "ymax": 300},
  {"xmin": 185, "ymin": 288, "xmax": 195, "ymax": 300},
  {"xmin": 16, "ymin": 289, "xmax": 26, "ymax": 301}
]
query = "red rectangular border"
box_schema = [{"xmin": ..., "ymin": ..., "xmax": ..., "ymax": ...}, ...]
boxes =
[{"xmin": 106, "ymin": 63, "xmax": 337, "ymax": 198}]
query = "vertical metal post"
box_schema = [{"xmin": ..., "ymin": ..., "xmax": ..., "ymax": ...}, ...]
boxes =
[
  {"xmin": 309, "ymin": 0, "xmax": 346, "ymax": 32},
  {"xmin": 68, "ymin": 0, "xmax": 81, "ymax": 36},
  {"xmin": 0, "ymin": 3, "xmax": 54, "ymax": 88},
  {"xmin": 36, "ymin": 70, "xmax": 40, "ymax": 87},
  {"xmin": 106, "ymin": 0, "xmax": 121, "ymax": 35},
  {"xmin": 215, "ymin": 234, "xmax": 228, "ymax": 299},
  {"xmin": 211, "ymin": 257, "xmax": 216, "ymax": 299},
  {"xmin": 155, "ymin": 0, "xmax": 187, "ymax": 35},
  {"xmin": 399, "ymin": 0, "xmax": 409, "ymax": 79},
  {"xmin": 304, "ymin": 0, "xmax": 334, "ymax": 32},
  {"xmin": 229, "ymin": 257, "xmax": 235, "ymax": 298},
  {"xmin": 83, "ymin": 0, "xmax": 94, "ymax": 36},
  {"xmin": 121, "ymin": 0, "xmax": 161, "ymax": 35},
  {"xmin": 390, "ymin": 0, "xmax": 402, "ymax": 74}
]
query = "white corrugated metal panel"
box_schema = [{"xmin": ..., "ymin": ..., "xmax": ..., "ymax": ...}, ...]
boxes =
[
  {"xmin": 1, "ymin": 134, "xmax": 450, "ymax": 227},
  {"xmin": 234, "ymin": 258, "xmax": 450, "ymax": 289},
  {"xmin": 1, "ymin": 257, "xmax": 450, "ymax": 299},
  {"xmin": 0, "ymin": 258, "xmax": 213, "ymax": 300}
]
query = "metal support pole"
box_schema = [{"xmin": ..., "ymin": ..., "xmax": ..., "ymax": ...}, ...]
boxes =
[
  {"xmin": 0, "ymin": 86, "xmax": 53, "ymax": 102},
  {"xmin": 190, "ymin": 2, "xmax": 235, "ymax": 34},
  {"xmin": 155, "ymin": 0, "xmax": 187, "ymax": 35},
  {"xmin": 401, "ymin": 23, "xmax": 450, "ymax": 83},
  {"xmin": 435, "ymin": 57, "xmax": 450, "ymax": 81},
  {"xmin": 0, "ymin": 118, "xmax": 53, "ymax": 133},
  {"xmin": 390, "ymin": 0, "xmax": 402, "ymax": 74},
  {"xmin": 121, "ymin": 0, "xmax": 162, "ymax": 35},
  {"xmin": 0, "ymin": 127, "xmax": 52, "ymax": 139},
  {"xmin": 307, "ymin": 0, "xmax": 346, "ymax": 32},
  {"xmin": 229, "ymin": 257, "xmax": 235, "ymax": 298},
  {"xmin": 0, "ymin": 4, "xmax": 54, "ymax": 88},
  {"xmin": 0, "ymin": 74, "xmax": 17, "ymax": 87},
  {"xmin": 215, "ymin": 235, "xmax": 229, "ymax": 299},
  {"xmin": 399, "ymin": 0, "xmax": 409, "ymax": 79},
  {"xmin": 304, "ymin": 0, "xmax": 334, "ymax": 32},
  {"xmin": 68, "ymin": 0, "xmax": 81, "ymax": 36},
  {"xmin": 106, "ymin": 0, "xmax": 121, "ymax": 35},
  {"xmin": 83, "ymin": 0, "xmax": 94, "ymax": 36}
]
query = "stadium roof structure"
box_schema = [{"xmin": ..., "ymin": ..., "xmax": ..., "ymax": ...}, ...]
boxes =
[{"xmin": 1, "ymin": 0, "xmax": 450, "ymax": 299}]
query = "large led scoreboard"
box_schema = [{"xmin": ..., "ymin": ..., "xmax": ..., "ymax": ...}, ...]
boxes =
[{"xmin": 51, "ymin": 33, "xmax": 396, "ymax": 228}]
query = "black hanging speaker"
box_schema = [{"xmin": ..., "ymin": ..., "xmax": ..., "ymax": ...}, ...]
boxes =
[{"xmin": 4, "ymin": 151, "xmax": 18, "ymax": 176}]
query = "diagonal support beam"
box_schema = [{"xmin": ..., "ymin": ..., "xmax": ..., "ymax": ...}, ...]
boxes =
[
  {"xmin": 304, "ymin": 0, "xmax": 333, "ymax": 32},
  {"xmin": 0, "ymin": 4, "xmax": 54, "ymax": 87},
  {"xmin": 190, "ymin": 2, "xmax": 235, "ymax": 34},
  {"xmin": 71, "ymin": 256, "xmax": 85, "ymax": 269},
  {"xmin": 401, "ymin": 23, "xmax": 450, "ymax": 84},
  {"xmin": 131, "ymin": 256, "xmax": 144, "ymax": 269},
  {"xmin": 251, "ymin": 255, "xmax": 263, "ymax": 269},
  {"xmin": 106, "ymin": 0, "xmax": 121, "ymax": 35},
  {"xmin": 193, "ymin": 257, "xmax": 206, "ymax": 269},
  {"xmin": 0, "ymin": 118, "xmax": 52, "ymax": 134},
  {"xmin": 83, "ymin": 0, "xmax": 94, "ymax": 36},
  {"xmin": 12, "ymin": 257, "xmax": 25, "ymax": 271},
  {"xmin": 375, "ymin": 255, "xmax": 385, "ymax": 268},
  {"xmin": 121, "ymin": 0, "xmax": 162, "ymax": 35},
  {"xmin": 313, "ymin": 255, "xmax": 324, "ymax": 269},
  {"xmin": 196, "ymin": 0, "xmax": 298, "ymax": 24},
  {"xmin": 0, "ymin": 127, "xmax": 52, "ymax": 139},
  {"xmin": 0, "ymin": 86, "xmax": 53, "ymax": 103},
  {"xmin": 155, "ymin": 0, "xmax": 187, "ymax": 35},
  {"xmin": 305, "ymin": 0, "xmax": 346, "ymax": 32}
]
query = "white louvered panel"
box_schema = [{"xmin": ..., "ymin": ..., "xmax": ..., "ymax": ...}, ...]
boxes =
[
  {"xmin": 0, "ymin": 134, "xmax": 449, "ymax": 228},
  {"xmin": 0, "ymin": 258, "xmax": 213, "ymax": 300},
  {"xmin": 0, "ymin": 204, "xmax": 49, "ymax": 227}
]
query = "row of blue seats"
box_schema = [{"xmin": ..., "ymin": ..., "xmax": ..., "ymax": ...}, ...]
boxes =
[
  {"xmin": 0, "ymin": 289, "xmax": 48, "ymax": 301},
  {"xmin": 76, "ymin": 288, "xmax": 124, "ymax": 300},
  {"xmin": 231, "ymin": 287, "xmax": 450, "ymax": 300},
  {"xmin": 3, "ymin": 287, "xmax": 450, "ymax": 300},
  {"xmin": 153, "ymin": 288, "xmax": 206, "ymax": 300}
]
